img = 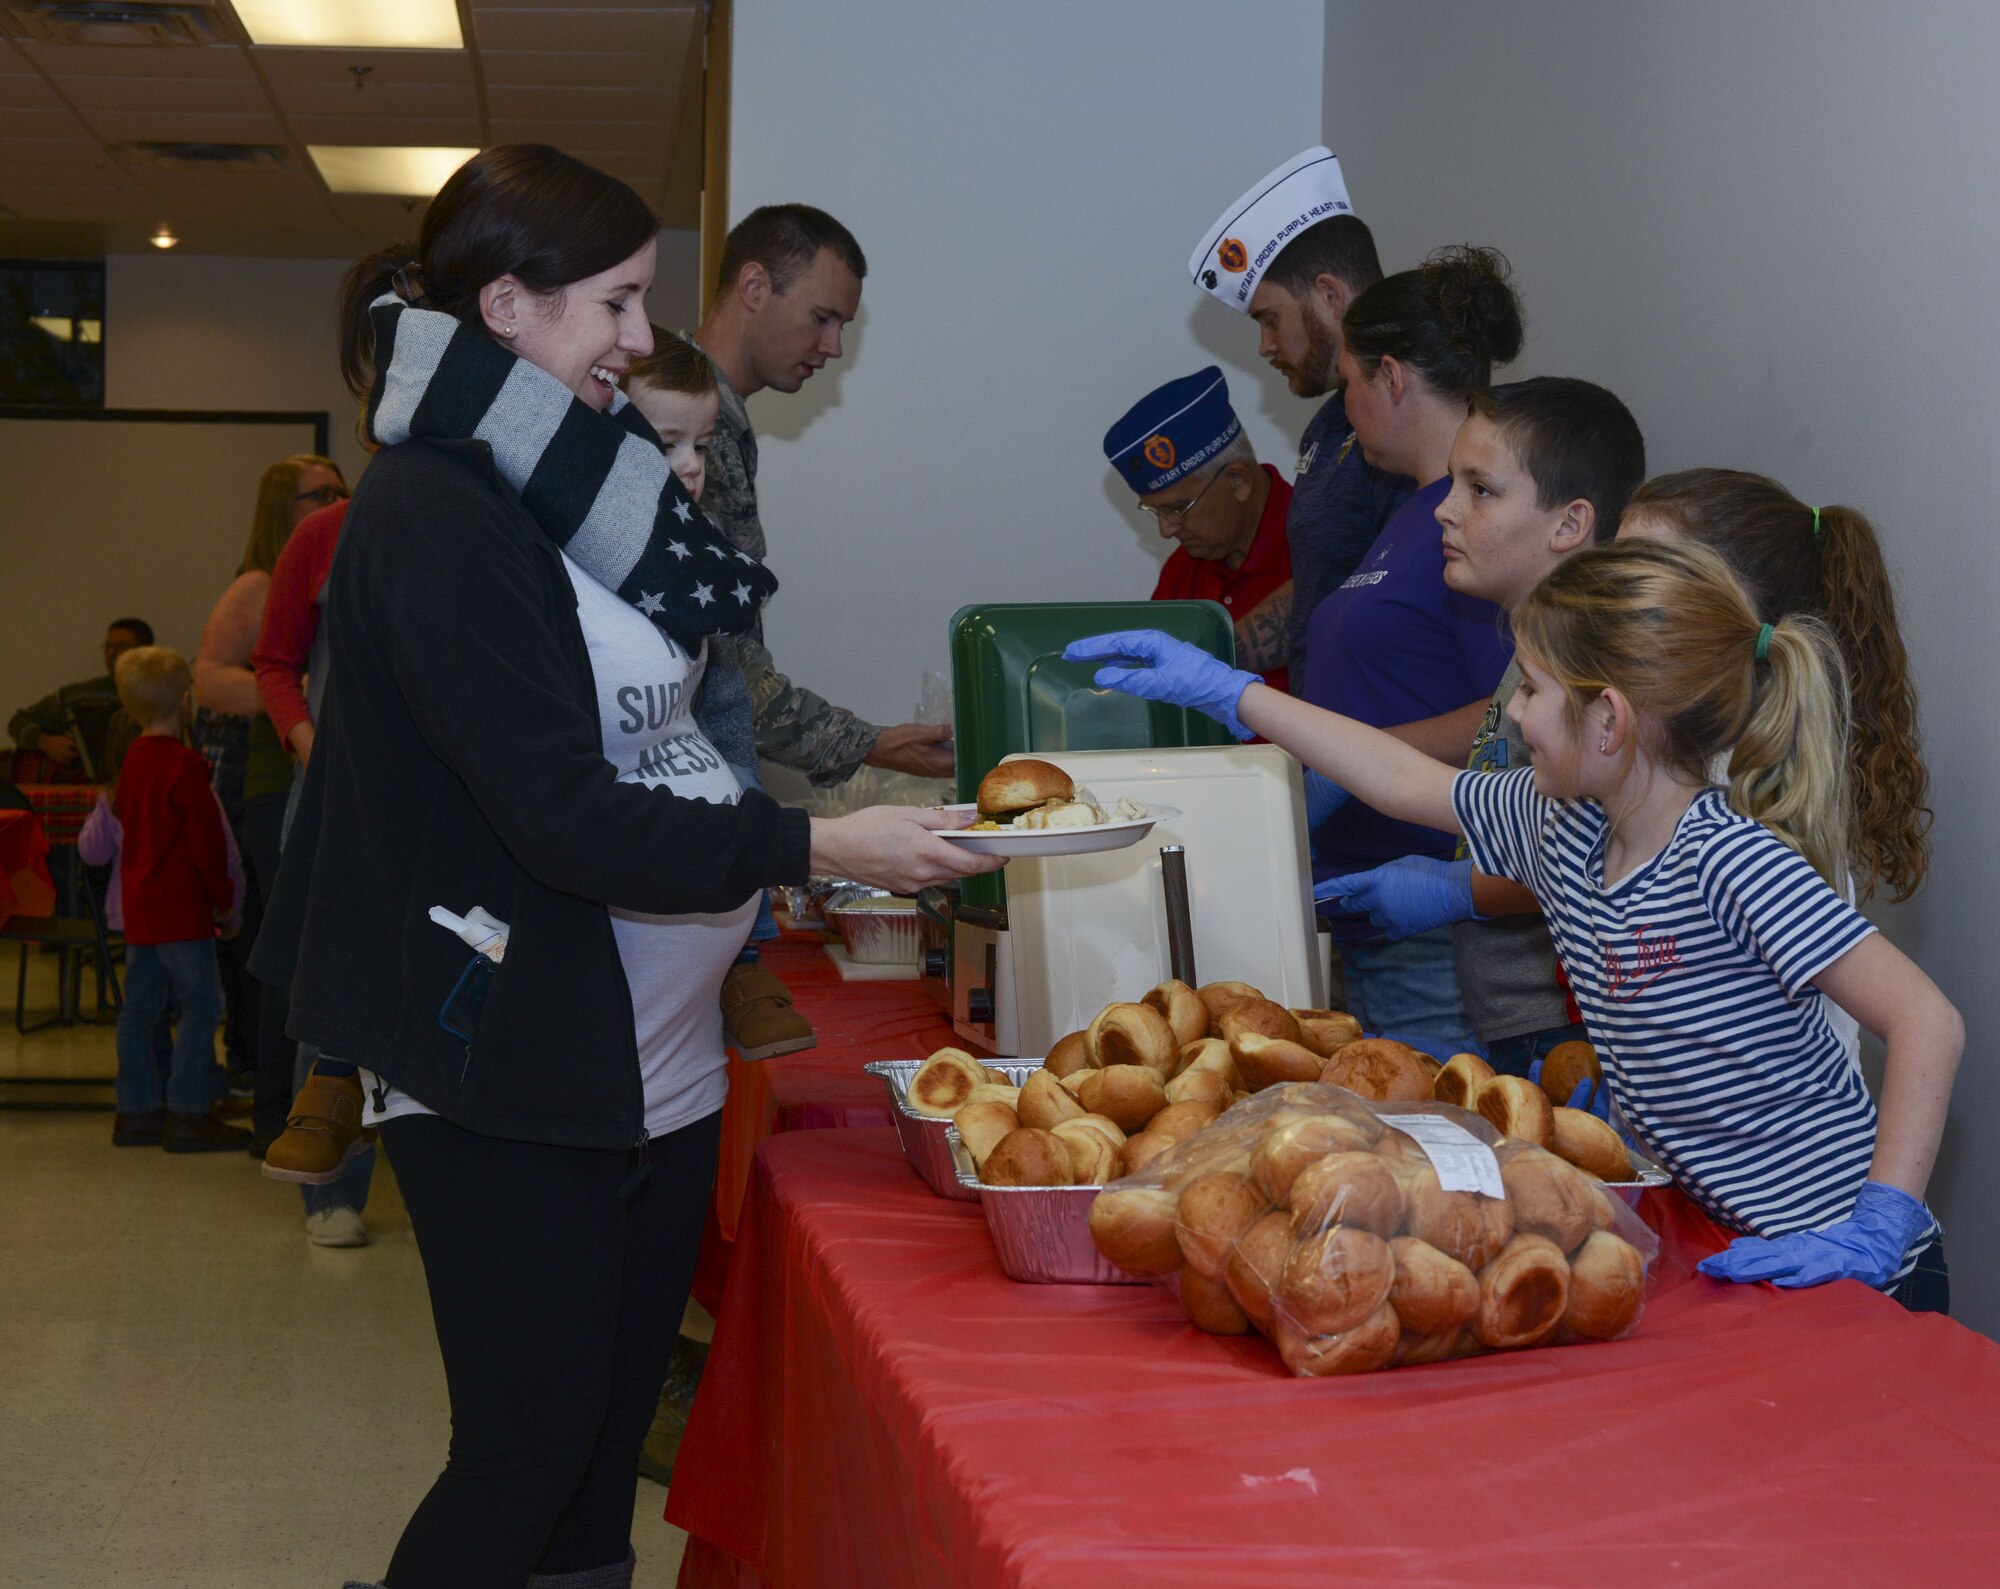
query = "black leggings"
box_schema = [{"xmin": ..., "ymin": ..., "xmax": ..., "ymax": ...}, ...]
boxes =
[{"xmin": 379, "ymin": 1109, "xmax": 721, "ymax": 1589}]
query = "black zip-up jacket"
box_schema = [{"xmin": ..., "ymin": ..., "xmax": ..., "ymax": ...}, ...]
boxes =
[{"xmin": 251, "ymin": 439, "xmax": 811, "ymax": 1150}]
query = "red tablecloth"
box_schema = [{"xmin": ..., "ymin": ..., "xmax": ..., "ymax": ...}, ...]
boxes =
[
  {"xmin": 0, "ymin": 808, "xmax": 56, "ymax": 932},
  {"xmin": 668, "ymin": 1128, "xmax": 2000, "ymax": 1588},
  {"xmin": 692, "ymin": 930, "xmax": 958, "ymax": 1312},
  {"xmin": 18, "ymin": 783, "xmax": 95, "ymax": 847}
]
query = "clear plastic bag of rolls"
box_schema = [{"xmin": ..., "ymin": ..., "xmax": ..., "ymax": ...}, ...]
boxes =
[{"xmin": 1086, "ymin": 1081, "xmax": 1660, "ymax": 1377}]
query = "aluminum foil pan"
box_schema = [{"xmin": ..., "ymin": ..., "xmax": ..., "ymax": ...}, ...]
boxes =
[
  {"xmin": 823, "ymin": 891, "xmax": 922, "ymax": 965},
  {"xmin": 863, "ymin": 1058, "xmax": 1039, "ymax": 1201},
  {"xmin": 949, "ymin": 1148, "xmax": 1144, "ymax": 1286}
]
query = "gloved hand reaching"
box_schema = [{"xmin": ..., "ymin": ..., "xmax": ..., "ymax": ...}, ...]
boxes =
[
  {"xmin": 1528, "ymin": 1057, "xmax": 1614, "ymax": 1123},
  {"xmin": 1313, "ymin": 856, "xmax": 1477, "ymax": 941},
  {"xmin": 1696, "ymin": 1181, "xmax": 1938, "ymax": 1291},
  {"xmin": 1302, "ymin": 769, "xmax": 1350, "ymax": 829},
  {"xmin": 1063, "ymin": 630, "xmax": 1262, "ymax": 741}
]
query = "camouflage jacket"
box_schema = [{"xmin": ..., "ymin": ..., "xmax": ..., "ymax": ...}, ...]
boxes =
[{"xmin": 694, "ymin": 343, "xmax": 884, "ymax": 786}]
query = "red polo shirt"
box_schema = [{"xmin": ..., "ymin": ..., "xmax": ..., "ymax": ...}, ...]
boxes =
[
  {"xmin": 1150, "ymin": 464, "xmax": 1294, "ymax": 692},
  {"xmin": 116, "ymin": 734, "xmax": 233, "ymax": 945}
]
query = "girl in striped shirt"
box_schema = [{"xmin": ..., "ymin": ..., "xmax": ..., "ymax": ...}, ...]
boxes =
[{"xmin": 1067, "ymin": 537, "xmax": 1962, "ymax": 1307}]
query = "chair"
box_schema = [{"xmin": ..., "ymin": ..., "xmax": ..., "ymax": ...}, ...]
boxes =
[{"xmin": 0, "ymin": 846, "xmax": 123, "ymax": 1110}]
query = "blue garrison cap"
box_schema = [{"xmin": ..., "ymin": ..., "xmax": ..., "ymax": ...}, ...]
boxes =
[{"xmin": 1103, "ymin": 366, "xmax": 1243, "ymax": 495}]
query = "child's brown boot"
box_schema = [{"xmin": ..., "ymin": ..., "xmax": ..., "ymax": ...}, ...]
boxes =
[
  {"xmin": 720, "ymin": 961, "xmax": 816, "ymax": 1060},
  {"xmin": 261, "ymin": 1067, "xmax": 373, "ymax": 1185}
]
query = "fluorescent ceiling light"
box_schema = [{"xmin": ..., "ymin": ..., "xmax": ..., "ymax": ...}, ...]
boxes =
[
  {"xmin": 309, "ymin": 144, "xmax": 478, "ymax": 196},
  {"xmin": 234, "ymin": 0, "xmax": 463, "ymax": 50}
]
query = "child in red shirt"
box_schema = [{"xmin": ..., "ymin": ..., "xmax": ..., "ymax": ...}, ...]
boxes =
[{"xmin": 111, "ymin": 646, "xmax": 249, "ymax": 1152}]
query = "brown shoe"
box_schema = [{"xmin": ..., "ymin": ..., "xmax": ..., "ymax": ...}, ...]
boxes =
[
  {"xmin": 720, "ymin": 961, "xmax": 816, "ymax": 1061},
  {"xmin": 161, "ymin": 1110, "xmax": 252, "ymax": 1153},
  {"xmin": 261, "ymin": 1068, "xmax": 374, "ymax": 1185},
  {"xmin": 112, "ymin": 1109, "xmax": 166, "ymax": 1147}
]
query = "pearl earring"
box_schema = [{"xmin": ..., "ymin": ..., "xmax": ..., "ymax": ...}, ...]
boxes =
[
  {"xmin": 500, "ymin": 325, "xmax": 516, "ymax": 338},
  {"xmin": 1598, "ymin": 733, "xmax": 1611, "ymax": 754}
]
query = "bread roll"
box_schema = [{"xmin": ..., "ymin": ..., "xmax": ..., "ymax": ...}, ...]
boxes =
[
  {"xmin": 1229, "ymin": 1032, "xmax": 1325, "ymax": 1092},
  {"xmin": 1180, "ymin": 1264, "xmax": 1251, "ymax": 1335},
  {"xmin": 980, "ymin": 1127, "xmax": 1072, "ymax": 1187},
  {"xmin": 1249, "ymin": 1114, "xmax": 1376, "ymax": 1202},
  {"xmin": 976, "ymin": 756, "xmax": 1073, "ymax": 817},
  {"xmin": 1050, "ymin": 1117, "xmax": 1121, "ymax": 1184},
  {"xmin": 1164, "ymin": 1067, "xmax": 1233, "ymax": 1112},
  {"xmin": 1225, "ymin": 1209, "xmax": 1297, "ymax": 1330},
  {"xmin": 1120, "ymin": 1130, "xmax": 1173, "ymax": 1179},
  {"xmin": 1500, "ymin": 1146, "xmax": 1598, "ymax": 1252},
  {"xmin": 1400, "ymin": 1161, "xmax": 1516, "ymax": 1271},
  {"xmin": 1143, "ymin": 979, "xmax": 1211, "ymax": 1047},
  {"xmin": 1043, "ymin": 1029, "xmax": 1094, "ymax": 1078},
  {"xmin": 1277, "ymin": 1301, "xmax": 1401, "ymax": 1377},
  {"xmin": 1175, "ymin": 1171, "xmax": 1269, "ymax": 1280},
  {"xmin": 1071, "ymin": 1112, "xmax": 1127, "ymax": 1148},
  {"xmin": 1550, "ymin": 1107, "xmax": 1630, "ymax": 1183},
  {"xmin": 1563, "ymin": 1230, "xmax": 1646, "ymax": 1340},
  {"xmin": 1215, "ymin": 998, "xmax": 1303, "ymax": 1047},
  {"xmin": 1196, "ymin": 980, "xmax": 1263, "ymax": 1022},
  {"xmin": 1076, "ymin": 1064, "xmax": 1168, "ymax": 1131},
  {"xmin": 1319, "ymin": 1039, "xmax": 1433, "ymax": 1103},
  {"xmin": 1277, "ymin": 1226, "xmax": 1396, "ymax": 1336},
  {"xmin": 1474, "ymin": 1233, "xmax": 1571, "ymax": 1349},
  {"xmin": 1538, "ymin": 1039, "xmax": 1601, "ymax": 1109},
  {"xmin": 907, "ymin": 1049, "xmax": 987, "ymax": 1117},
  {"xmin": 1173, "ymin": 1037, "xmax": 1239, "ymax": 1086},
  {"xmin": 1433, "ymin": 1052, "xmax": 1496, "ymax": 1109},
  {"xmin": 1392, "ymin": 1326, "xmax": 1478, "ymax": 1367},
  {"xmin": 1388, "ymin": 1236, "xmax": 1480, "ymax": 1335},
  {"xmin": 1416, "ymin": 1053, "xmax": 1444, "ymax": 1083},
  {"xmin": 951, "ymin": 1100, "xmax": 1020, "ymax": 1166},
  {"xmin": 1474, "ymin": 1073, "xmax": 1555, "ymax": 1147},
  {"xmin": 1087, "ymin": 1001, "xmax": 1178, "ymax": 1076},
  {"xmin": 1057, "ymin": 1069, "xmax": 1091, "ymax": 1097},
  {"xmin": 964, "ymin": 1082, "xmax": 1022, "ymax": 1110},
  {"xmin": 1088, "ymin": 1187, "xmax": 1183, "ymax": 1275},
  {"xmin": 1295, "ymin": 1013, "xmax": 1365, "ymax": 1057},
  {"xmin": 1286, "ymin": 1151, "xmax": 1406, "ymax": 1239},
  {"xmin": 1017, "ymin": 1068, "xmax": 1086, "ymax": 1131},
  {"xmin": 1147, "ymin": 1099, "xmax": 1220, "ymax": 1147}
]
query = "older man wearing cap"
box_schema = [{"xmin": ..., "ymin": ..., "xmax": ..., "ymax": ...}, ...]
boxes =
[
  {"xmin": 1191, "ymin": 147, "xmax": 1411, "ymax": 691},
  {"xmin": 1104, "ymin": 367, "xmax": 1293, "ymax": 692}
]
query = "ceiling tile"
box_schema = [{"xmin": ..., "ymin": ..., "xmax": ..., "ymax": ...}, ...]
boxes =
[
  {"xmin": 0, "ymin": 106, "xmax": 82, "ymax": 138},
  {"xmin": 0, "ymin": 189, "xmax": 146, "ymax": 221},
  {"xmin": 478, "ymin": 49, "xmax": 678, "ymax": 90},
  {"xmin": 59, "ymin": 74, "xmax": 273, "ymax": 115},
  {"xmin": 484, "ymin": 83, "xmax": 664, "ymax": 121},
  {"xmin": 270, "ymin": 80, "xmax": 478, "ymax": 119},
  {"xmin": 487, "ymin": 118, "xmax": 666, "ymax": 156},
  {"xmin": 472, "ymin": 9, "xmax": 688, "ymax": 54},
  {"xmin": 83, "ymin": 110, "xmax": 288, "ymax": 144},
  {"xmin": 252, "ymin": 47, "xmax": 475, "ymax": 87},
  {"xmin": 472, "ymin": 0, "xmax": 695, "ymax": 9},
  {"xmin": 285, "ymin": 113, "xmax": 480, "ymax": 145},
  {"xmin": 0, "ymin": 134, "xmax": 122, "ymax": 171},
  {"xmin": 0, "ymin": 70, "xmax": 64, "ymax": 109},
  {"xmin": 17, "ymin": 42, "xmax": 257, "ymax": 81}
]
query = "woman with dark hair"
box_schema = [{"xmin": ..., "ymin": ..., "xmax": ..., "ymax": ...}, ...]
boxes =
[
  {"xmin": 253, "ymin": 145, "xmax": 995, "ymax": 1589},
  {"xmin": 1296, "ymin": 246, "xmax": 1525, "ymax": 1051}
]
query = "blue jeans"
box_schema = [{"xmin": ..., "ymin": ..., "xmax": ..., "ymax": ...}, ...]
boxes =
[
  {"xmin": 116, "ymin": 939, "xmax": 223, "ymax": 1116},
  {"xmin": 1338, "ymin": 927, "xmax": 1475, "ymax": 1056},
  {"xmin": 1482, "ymin": 1022, "xmax": 1590, "ymax": 1080},
  {"xmin": 294, "ymin": 1042, "xmax": 375, "ymax": 1217},
  {"xmin": 728, "ymin": 762, "xmax": 781, "ymax": 963}
]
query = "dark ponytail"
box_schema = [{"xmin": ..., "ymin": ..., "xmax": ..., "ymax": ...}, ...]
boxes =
[
  {"xmin": 336, "ymin": 143, "xmax": 658, "ymax": 397},
  {"xmin": 1341, "ymin": 244, "xmax": 1523, "ymax": 397},
  {"xmin": 1623, "ymin": 469, "xmax": 1931, "ymax": 901}
]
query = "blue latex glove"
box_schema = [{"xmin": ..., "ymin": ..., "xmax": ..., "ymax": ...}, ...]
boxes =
[
  {"xmin": 1062, "ymin": 630, "xmax": 1261, "ymax": 741},
  {"xmin": 1697, "ymin": 1182, "xmax": 1937, "ymax": 1291},
  {"xmin": 1302, "ymin": 769, "xmax": 1350, "ymax": 829},
  {"xmin": 1528, "ymin": 1058, "xmax": 1613, "ymax": 1123},
  {"xmin": 1312, "ymin": 856, "xmax": 1476, "ymax": 941}
]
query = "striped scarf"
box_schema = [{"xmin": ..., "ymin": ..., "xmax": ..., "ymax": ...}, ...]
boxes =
[{"xmin": 364, "ymin": 291, "xmax": 777, "ymax": 653}]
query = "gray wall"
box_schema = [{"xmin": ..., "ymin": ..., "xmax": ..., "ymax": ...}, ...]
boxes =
[{"xmin": 1326, "ymin": 0, "xmax": 1997, "ymax": 1333}]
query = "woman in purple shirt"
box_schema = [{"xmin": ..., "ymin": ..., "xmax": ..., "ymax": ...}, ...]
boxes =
[{"xmin": 1300, "ymin": 246, "xmax": 1522, "ymax": 1048}]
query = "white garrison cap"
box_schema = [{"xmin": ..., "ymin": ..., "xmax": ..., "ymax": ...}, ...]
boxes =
[{"xmin": 1189, "ymin": 146, "xmax": 1354, "ymax": 313}]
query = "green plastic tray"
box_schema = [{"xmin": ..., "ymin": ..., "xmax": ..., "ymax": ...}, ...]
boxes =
[{"xmin": 949, "ymin": 600, "xmax": 1236, "ymax": 913}]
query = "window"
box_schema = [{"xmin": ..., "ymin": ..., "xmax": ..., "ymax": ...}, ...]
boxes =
[{"xmin": 0, "ymin": 260, "xmax": 106, "ymax": 407}]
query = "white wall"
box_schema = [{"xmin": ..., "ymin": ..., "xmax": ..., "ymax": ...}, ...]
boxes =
[
  {"xmin": 727, "ymin": 0, "xmax": 1327, "ymax": 728},
  {"xmin": 1325, "ymin": 0, "xmax": 1999, "ymax": 1334}
]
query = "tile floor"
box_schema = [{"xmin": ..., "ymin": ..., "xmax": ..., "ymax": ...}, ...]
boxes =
[{"xmin": 0, "ymin": 950, "xmax": 692, "ymax": 1588}]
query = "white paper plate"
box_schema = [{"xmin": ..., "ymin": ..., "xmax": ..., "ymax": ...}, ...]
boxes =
[{"xmin": 934, "ymin": 803, "xmax": 1180, "ymax": 857}]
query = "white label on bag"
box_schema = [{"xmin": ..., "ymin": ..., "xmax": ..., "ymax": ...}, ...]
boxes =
[{"xmin": 1389, "ymin": 1113, "xmax": 1505, "ymax": 1197}]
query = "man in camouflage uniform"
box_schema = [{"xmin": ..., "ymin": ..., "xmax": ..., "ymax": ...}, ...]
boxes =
[{"xmin": 691, "ymin": 204, "xmax": 954, "ymax": 786}]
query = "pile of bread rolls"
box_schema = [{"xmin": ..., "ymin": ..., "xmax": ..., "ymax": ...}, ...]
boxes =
[
  {"xmin": 1086, "ymin": 1081, "xmax": 1657, "ymax": 1376},
  {"xmin": 904, "ymin": 978, "xmax": 1371, "ymax": 1189}
]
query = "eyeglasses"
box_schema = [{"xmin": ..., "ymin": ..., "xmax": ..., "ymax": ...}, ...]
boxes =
[
  {"xmin": 1137, "ymin": 468, "xmax": 1221, "ymax": 531},
  {"xmin": 295, "ymin": 484, "xmax": 350, "ymax": 507}
]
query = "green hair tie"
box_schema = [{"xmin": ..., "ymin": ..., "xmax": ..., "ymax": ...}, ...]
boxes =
[
  {"xmin": 1754, "ymin": 622, "xmax": 1774, "ymax": 661},
  {"xmin": 1810, "ymin": 505, "xmax": 1823, "ymax": 539}
]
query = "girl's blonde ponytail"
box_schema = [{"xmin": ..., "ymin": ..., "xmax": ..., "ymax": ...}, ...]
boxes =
[{"xmin": 1727, "ymin": 617, "xmax": 1852, "ymax": 887}]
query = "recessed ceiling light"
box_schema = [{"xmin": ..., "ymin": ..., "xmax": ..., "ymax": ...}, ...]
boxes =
[
  {"xmin": 151, "ymin": 226, "xmax": 178, "ymax": 249},
  {"xmin": 308, "ymin": 145, "xmax": 478, "ymax": 196},
  {"xmin": 234, "ymin": 0, "xmax": 463, "ymax": 50}
]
